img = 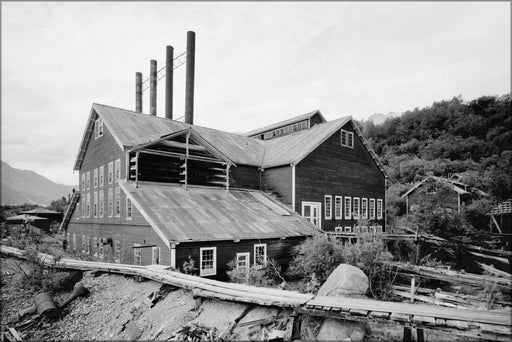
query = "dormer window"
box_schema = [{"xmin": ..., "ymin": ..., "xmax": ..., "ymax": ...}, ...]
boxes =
[
  {"xmin": 341, "ymin": 129, "xmax": 354, "ymax": 148},
  {"xmin": 94, "ymin": 118, "xmax": 104, "ymax": 139}
]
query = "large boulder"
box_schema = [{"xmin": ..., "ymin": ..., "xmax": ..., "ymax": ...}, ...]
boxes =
[
  {"xmin": 315, "ymin": 264, "xmax": 371, "ymax": 342},
  {"xmin": 317, "ymin": 263, "xmax": 369, "ymax": 298}
]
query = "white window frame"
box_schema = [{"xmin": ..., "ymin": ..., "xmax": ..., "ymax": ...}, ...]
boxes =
[
  {"xmin": 200, "ymin": 247, "xmax": 217, "ymax": 277},
  {"xmin": 115, "ymin": 187, "xmax": 121, "ymax": 217},
  {"xmin": 99, "ymin": 190, "xmax": 104, "ymax": 218},
  {"xmin": 93, "ymin": 191, "xmax": 98, "ymax": 218},
  {"xmin": 108, "ymin": 162, "xmax": 114, "ymax": 184},
  {"xmin": 99, "ymin": 165, "xmax": 104, "ymax": 187},
  {"xmin": 377, "ymin": 199, "xmax": 383, "ymax": 219},
  {"xmin": 115, "ymin": 159, "xmax": 121, "ymax": 182},
  {"xmin": 134, "ymin": 243, "xmax": 141, "ymax": 266},
  {"xmin": 126, "ymin": 198, "xmax": 132, "ymax": 220},
  {"xmin": 93, "ymin": 168, "xmax": 98, "ymax": 188},
  {"xmin": 236, "ymin": 252, "xmax": 250, "ymax": 273},
  {"xmin": 152, "ymin": 246, "xmax": 160, "ymax": 265},
  {"xmin": 348, "ymin": 131, "xmax": 354, "ymax": 148},
  {"xmin": 370, "ymin": 199, "xmax": 376, "ymax": 220},
  {"xmin": 114, "ymin": 240, "xmax": 121, "ymax": 263},
  {"xmin": 86, "ymin": 171, "xmax": 91, "ymax": 190},
  {"xmin": 94, "ymin": 118, "xmax": 103, "ymax": 139},
  {"xmin": 341, "ymin": 129, "xmax": 354, "ymax": 148},
  {"xmin": 353, "ymin": 197, "xmax": 360, "ymax": 219},
  {"xmin": 108, "ymin": 188, "xmax": 113, "ymax": 218},
  {"xmin": 324, "ymin": 195, "xmax": 332, "ymax": 220},
  {"xmin": 81, "ymin": 173, "xmax": 85, "ymax": 191},
  {"xmin": 335, "ymin": 226, "xmax": 343, "ymax": 233},
  {"xmin": 86, "ymin": 193, "xmax": 91, "ymax": 218},
  {"xmin": 361, "ymin": 198, "xmax": 368, "ymax": 220},
  {"xmin": 334, "ymin": 196, "xmax": 342, "ymax": 220},
  {"xmin": 344, "ymin": 226, "xmax": 352, "ymax": 232},
  {"xmin": 93, "ymin": 237, "xmax": 98, "ymax": 257},
  {"xmin": 82, "ymin": 235, "xmax": 86, "ymax": 253},
  {"xmin": 344, "ymin": 196, "xmax": 352, "ymax": 219},
  {"xmin": 254, "ymin": 244, "xmax": 267, "ymax": 266},
  {"xmin": 301, "ymin": 201, "xmax": 322, "ymax": 229}
]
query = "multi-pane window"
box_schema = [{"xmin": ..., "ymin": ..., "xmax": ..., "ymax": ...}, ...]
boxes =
[
  {"xmin": 344, "ymin": 196, "xmax": 352, "ymax": 219},
  {"xmin": 236, "ymin": 253, "xmax": 250, "ymax": 273},
  {"xmin": 93, "ymin": 237, "xmax": 98, "ymax": 257},
  {"xmin": 85, "ymin": 236, "xmax": 90, "ymax": 254},
  {"xmin": 86, "ymin": 171, "xmax": 91, "ymax": 189},
  {"xmin": 115, "ymin": 187, "xmax": 121, "ymax": 217},
  {"xmin": 99, "ymin": 190, "xmax": 104, "ymax": 218},
  {"xmin": 108, "ymin": 188, "xmax": 113, "ymax": 217},
  {"xmin": 126, "ymin": 198, "xmax": 132, "ymax": 220},
  {"xmin": 134, "ymin": 244, "xmax": 141, "ymax": 265},
  {"xmin": 340, "ymin": 129, "xmax": 354, "ymax": 148},
  {"xmin": 114, "ymin": 240, "xmax": 121, "ymax": 263},
  {"xmin": 98, "ymin": 238, "xmax": 104, "ymax": 259},
  {"xmin": 152, "ymin": 246, "xmax": 160, "ymax": 265},
  {"xmin": 361, "ymin": 198, "xmax": 368, "ymax": 219},
  {"xmin": 370, "ymin": 199, "xmax": 376, "ymax": 220},
  {"xmin": 93, "ymin": 191, "xmax": 98, "ymax": 218},
  {"xmin": 81, "ymin": 173, "xmax": 85, "ymax": 191},
  {"xmin": 108, "ymin": 162, "xmax": 114, "ymax": 184},
  {"xmin": 115, "ymin": 159, "xmax": 121, "ymax": 182},
  {"xmin": 200, "ymin": 247, "xmax": 216, "ymax": 276},
  {"xmin": 324, "ymin": 195, "xmax": 332, "ymax": 220},
  {"xmin": 82, "ymin": 235, "xmax": 86, "ymax": 253},
  {"xmin": 99, "ymin": 166, "xmax": 104, "ymax": 187},
  {"xmin": 93, "ymin": 168, "xmax": 98, "ymax": 188},
  {"xmin": 335, "ymin": 196, "xmax": 342, "ymax": 220},
  {"xmin": 86, "ymin": 193, "xmax": 91, "ymax": 217},
  {"xmin": 377, "ymin": 199, "xmax": 383, "ymax": 219},
  {"xmin": 94, "ymin": 118, "xmax": 103, "ymax": 139},
  {"xmin": 353, "ymin": 197, "xmax": 360, "ymax": 219},
  {"xmin": 254, "ymin": 244, "xmax": 267, "ymax": 266}
]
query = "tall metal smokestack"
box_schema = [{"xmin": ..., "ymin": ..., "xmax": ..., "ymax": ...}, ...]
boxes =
[
  {"xmin": 185, "ymin": 31, "xmax": 195, "ymax": 124},
  {"xmin": 135, "ymin": 72, "xmax": 142, "ymax": 113},
  {"xmin": 165, "ymin": 46, "xmax": 174, "ymax": 120},
  {"xmin": 150, "ymin": 59, "xmax": 157, "ymax": 116}
]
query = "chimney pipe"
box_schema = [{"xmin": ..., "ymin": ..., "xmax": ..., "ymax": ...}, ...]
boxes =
[
  {"xmin": 185, "ymin": 31, "xmax": 195, "ymax": 124},
  {"xmin": 165, "ymin": 46, "xmax": 174, "ymax": 120},
  {"xmin": 150, "ymin": 59, "xmax": 157, "ymax": 116},
  {"xmin": 135, "ymin": 72, "xmax": 142, "ymax": 113}
]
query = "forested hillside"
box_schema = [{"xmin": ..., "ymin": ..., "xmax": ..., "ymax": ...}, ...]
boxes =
[{"xmin": 361, "ymin": 94, "xmax": 511, "ymax": 234}]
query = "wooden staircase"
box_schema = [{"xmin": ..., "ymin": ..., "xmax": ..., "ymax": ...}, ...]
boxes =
[{"xmin": 59, "ymin": 191, "xmax": 80, "ymax": 233}]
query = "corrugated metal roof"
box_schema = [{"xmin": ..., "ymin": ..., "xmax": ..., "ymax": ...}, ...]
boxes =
[
  {"xmin": 120, "ymin": 181, "xmax": 320, "ymax": 243},
  {"xmin": 244, "ymin": 110, "xmax": 325, "ymax": 137}
]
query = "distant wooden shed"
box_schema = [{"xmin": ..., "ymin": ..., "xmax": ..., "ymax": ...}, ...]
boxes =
[{"xmin": 488, "ymin": 199, "xmax": 512, "ymax": 233}]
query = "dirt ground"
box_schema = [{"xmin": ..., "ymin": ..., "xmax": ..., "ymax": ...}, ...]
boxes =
[{"xmin": 0, "ymin": 256, "xmax": 481, "ymax": 341}]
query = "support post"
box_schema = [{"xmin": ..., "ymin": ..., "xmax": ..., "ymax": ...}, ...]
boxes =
[
  {"xmin": 135, "ymin": 151, "xmax": 140, "ymax": 188},
  {"xmin": 184, "ymin": 131, "xmax": 190, "ymax": 190}
]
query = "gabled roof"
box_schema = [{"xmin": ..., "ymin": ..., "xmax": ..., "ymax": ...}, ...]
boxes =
[
  {"xmin": 244, "ymin": 110, "xmax": 326, "ymax": 137},
  {"xmin": 401, "ymin": 176, "xmax": 470, "ymax": 198},
  {"xmin": 120, "ymin": 181, "xmax": 320, "ymax": 244},
  {"xmin": 488, "ymin": 199, "xmax": 512, "ymax": 216}
]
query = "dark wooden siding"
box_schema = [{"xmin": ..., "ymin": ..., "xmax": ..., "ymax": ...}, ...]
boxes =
[
  {"xmin": 309, "ymin": 113, "xmax": 324, "ymax": 127},
  {"xmin": 230, "ymin": 165, "xmax": 261, "ymax": 190},
  {"xmin": 261, "ymin": 166, "xmax": 292, "ymax": 206},
  {"xmin": 175, "ymin": 237, "xmax": 305, "ymax": 280},
  {"xmin": 296, "ymin": 122, "xmax": 385, "ymax": 231},
  {"xmin": 66, "ymin": 221, "xmax": 172, "ymax": 265}
]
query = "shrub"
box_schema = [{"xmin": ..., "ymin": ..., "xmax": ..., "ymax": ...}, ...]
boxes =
[
  {"xmin": 182, "ymin": 255, "xmax": 198, "ymax": 275},
  {"xmin": 226, "ymin": 258, "xmax": 283, "ymax": 287}
]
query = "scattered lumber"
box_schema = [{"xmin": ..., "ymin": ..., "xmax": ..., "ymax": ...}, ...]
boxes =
[{"xmin": 477, "ymin": 262, "xmax": 511, "ymax": 278}]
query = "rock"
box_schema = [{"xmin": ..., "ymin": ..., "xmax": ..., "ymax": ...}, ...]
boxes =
[
  {"xmin": 124, "ymin": 321, "xmax": 142, "ymax": 341},
  {"xmin": 317, "ymin": 264, "xmax": 369, "ymax": 298},
  {"xmin": 316, "ymin": 264, "xmax": 371, "ymax": 342}
]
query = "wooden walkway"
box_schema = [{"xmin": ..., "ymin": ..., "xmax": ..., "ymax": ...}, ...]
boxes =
[{"xmin": 1, "ymin": 245, "xmax": 510, "ymax": 340}]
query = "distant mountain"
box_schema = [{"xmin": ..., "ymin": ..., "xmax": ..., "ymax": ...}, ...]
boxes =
[
  {"xmin": 367, "ymin": 112, "xmax": 402, "ymax": 125},
  {"xmin": 1, "ymin": 161, "xmax": 76, "ymax": 206}
]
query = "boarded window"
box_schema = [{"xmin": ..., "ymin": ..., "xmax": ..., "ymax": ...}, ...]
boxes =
[
  {"xmin": 254, "ymin": 244, "xmax": 267, "ymax": 266},
  {"xmin": 324, "ymin": 195, "xmax": 332, "ymax": 220},
  {"xmin": 200, "ymin": 247, "xmax": 216, "ymax": 276}
]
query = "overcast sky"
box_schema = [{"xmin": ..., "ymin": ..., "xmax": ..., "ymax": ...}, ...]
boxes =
[{"xmin": 2, "ymin": 2, "xmax": 510, "ymax": 186}]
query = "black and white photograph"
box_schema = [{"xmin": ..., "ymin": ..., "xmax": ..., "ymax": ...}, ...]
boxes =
[{"xmin": 1, "ymin": 1, "xmax": 510, "ymax": 341}]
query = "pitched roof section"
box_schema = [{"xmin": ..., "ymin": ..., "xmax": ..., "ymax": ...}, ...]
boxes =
[
  {"xmin": 120, "ymin": 181, "xmax": 320, "ymax": 243},
  {"xmin": 488, "ymin": 199, "xmax": 512, "ymax": 216},
  {"xmin": 401, "ymin": 176, "xmax": 470, "ymax": 198},
  {"xmin": 244, "ymin": 110, "xmax": 326, "ymax": 137}
]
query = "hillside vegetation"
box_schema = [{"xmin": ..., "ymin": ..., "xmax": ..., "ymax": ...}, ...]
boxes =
[{"xmin": 361, "ymin": 94, "xmax": 511, "ymax": 234}]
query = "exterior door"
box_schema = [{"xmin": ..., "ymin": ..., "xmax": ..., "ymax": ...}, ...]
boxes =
[{"xmin": 302, "ymin": 202, "xmax": 322, "ymax": 229}]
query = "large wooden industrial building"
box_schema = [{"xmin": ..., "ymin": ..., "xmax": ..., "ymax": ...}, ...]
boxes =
[{"xmin": 61, "ymin": 103, "xmax": 387, "ymax": 278}]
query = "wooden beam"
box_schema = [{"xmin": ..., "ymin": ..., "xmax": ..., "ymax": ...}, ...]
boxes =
[
  {"xmin": 140, "ymin": 149, "xmax": 226, "ymax": 165},
  {"xmin": 135, "ymin": 151, "xmax": 140, "ymax": 188},
  {"xmin": 159, "ymin": 140, "xmax": 207, "ymax": 151},
  {"xmin": 492, "ymin": 215, "xmax": 503, "ymax": 234}
]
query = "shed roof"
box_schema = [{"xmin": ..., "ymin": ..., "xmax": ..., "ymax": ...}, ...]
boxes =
[
  {"xmin": 401, "ymin": 176, "xmax": 470, "ymax": 198},
  {"xmin": 19, "ymin": 208, "xmax": 62, "ymax": 216},
  {"xmin": 244, "ymin": 110, "xmax": 326, "ymax": 137},
  {"xmin": 120, "ymin": 181, "xmax": 320, "ymax": 243},
  {"xmin": 488, "ymin": 199, "xmax": 512, "ymax": 216},
  {"xmin": 6, "ymin": 214, "xmax": 49, "ymax": 222}
]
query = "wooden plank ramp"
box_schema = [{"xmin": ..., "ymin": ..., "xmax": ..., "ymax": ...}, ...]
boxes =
[{"xmin": 1, "ymin": 245, "xmax": 510, "ymax": 339}]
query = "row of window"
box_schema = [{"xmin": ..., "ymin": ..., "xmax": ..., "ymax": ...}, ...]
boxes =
[
  {"xmin": 200, "ymin": 244, "xmax": 267, "ymax": 277},
  {"xmin": 81, "ymin": 159, "xmax": 121, "ymax": 191},
  {"xmin": 340, "ymin": 129, "xmax": 354, "ymax": 148},
  {"xmin": 77, "ymin": 188, "xmax": 132, "ymax": 219},
  {"xmin": 259, "ymin": 120, "xmax": 309, "ymax": 140},
  {"xmin": 324, "ymin": 196, "xmax": 383, "ymax": 220},
  {"xmin": 67, "ymin": 233, "xmax": 121, "ymax": 263},
  {"xmin": 334, "ymin": 225, "xmax": 383, "ymax": 234}
]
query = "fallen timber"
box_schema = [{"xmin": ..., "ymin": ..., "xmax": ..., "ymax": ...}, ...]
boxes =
[{"xmin": 1, "ymin": 245, "xmax": 511, "ymax": 340}]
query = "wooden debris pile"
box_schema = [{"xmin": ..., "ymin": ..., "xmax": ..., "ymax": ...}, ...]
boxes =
[{"xmin": 169, "ymin": 323, "xmax": 217, "ymax": 342}]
